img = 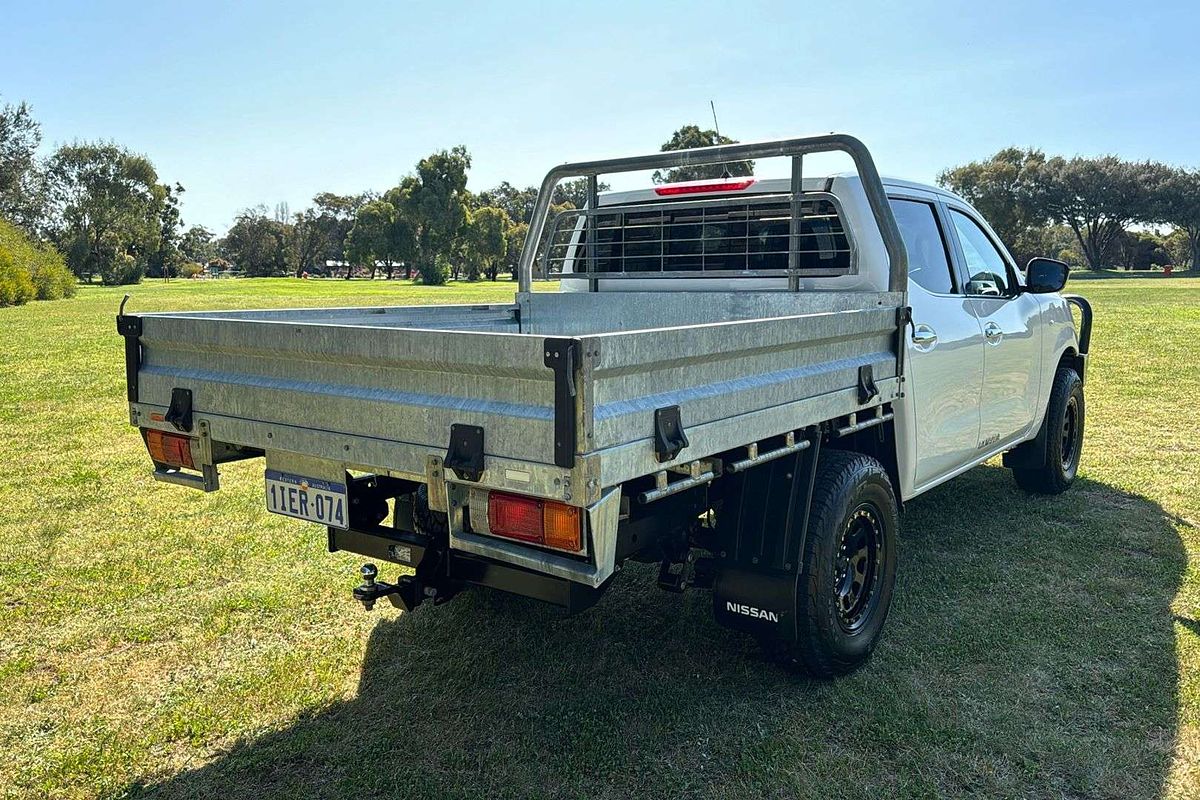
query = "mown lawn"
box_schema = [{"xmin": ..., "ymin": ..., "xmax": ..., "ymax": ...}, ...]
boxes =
[{"xmin": 1, "ymin": 276, "xmax": 1197, "ymax": 799}]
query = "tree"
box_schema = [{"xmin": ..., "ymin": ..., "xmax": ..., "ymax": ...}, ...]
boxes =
[
  {"xmin": 550, "ymin": 177, "xmax": 611, "ymax": 209},
  {"xmin": 503, "ymin": 221, "xmax": 528, "ymax": 281},
  {"xmin": 938, "ymin": 148, "xmax": 1049, "ymax": 263},
  {"xmin": 1152, "ymin": 167, "xmax": 1200, "ymax": 271},
  {"xmin": 345, "ymin": 199, "xmax": 400, "ymax": 279},
  {"xmin": 1164, "ymin": 227, "xmax": 1193, "ymax": 271},
  {"xmin": 291, "ymin": 207, "xmax": 332, "ymax": 276},
  {"xmin": 146, "ymin": 182, "xmax": 185, "ymax": 279},
  {"xmin": 311, "ymin": 192, "xmax": 368, "ymax": 272},
  {"xmin": 1114, "ymin": 229, "xmax": 1170, "ymax": 271},
  {"xmin": 387, "ymin": 146, "xmax": 472, "ymax": 285},
  {"xmin": 179, "ymin": 224, "xmax": 217, "ymax": 264},
  {"xmin": 478, "ymin": 181, "xmax": 539, "ymax": 224},
  {"xmin": 465, "ymin": 206, "xmax": 511, "ymax": 280},
  {"xmin": 652, "ymin": 124, "xmax": 753, "ymax": 184},
  {"xmin": 221, "ymin": 206, "xmax": 292, "ymax": 276},
  {"xmin": 1032, "ymin": 156, "xmax": 1163, "ymax": 270},
  {"xmin": 44, "ymin": 142, "xmax": 162, "ymax": 284},
  {"xmin": 0, "ymin": 99, "xmax": 44, "ymax": 231}
]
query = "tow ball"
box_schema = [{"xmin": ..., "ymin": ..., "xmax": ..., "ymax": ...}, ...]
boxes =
[
  {"xmin": 354, "ymin": 563, "xmax": 419, "ymax": 612},
  {"xmin": 353, "ymin": 563, "xmax": 458, "ymax": 612}
]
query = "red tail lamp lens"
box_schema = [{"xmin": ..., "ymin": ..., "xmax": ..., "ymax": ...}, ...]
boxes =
[
  {"xmin": 487, "ymin": 492, "xmax": 543, "ymax": 543},
  {"xmin": 145, "ymin": 429, "xmax": 195, "ymax": 469},
  {"xmin": 654, "ymin": 178, "xmax": 757, "ymax": 196},
  {"xmin": 487, "ymin": 492, "xmax": 584, "ymax": 553}
]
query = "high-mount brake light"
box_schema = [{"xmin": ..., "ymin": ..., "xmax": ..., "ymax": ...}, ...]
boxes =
[
  {"xmin": 145, "ymin": 429, "xmax": 195, "ymax": 469},
  {"xmin": 487, "ymin": 491, "xmax": 584, "ymax": 553},
  {"xmin": 653, "ymin": 178, "xmax": 757, "ymax": 196}
]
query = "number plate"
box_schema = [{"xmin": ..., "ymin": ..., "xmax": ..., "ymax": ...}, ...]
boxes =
[{"xmin": 265, "ymin": 469, "xmax": 348, "ymax": 529}]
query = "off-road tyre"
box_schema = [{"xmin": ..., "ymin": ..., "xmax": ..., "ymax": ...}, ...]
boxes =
[
  {"xmin": 776, "ymin": 449, "xmax": 899, "ymax": 677},
  {"xmin": 1012, "ymin": 367, "xmax": 1084, "ymax": 495}
]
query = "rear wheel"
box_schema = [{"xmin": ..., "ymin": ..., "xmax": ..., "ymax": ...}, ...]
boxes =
[
  {"xmin": 778, "ymin": 450, "xmax": 899, "ymax": 677},
  {"xmin": 1012, "ymin": 367, "xmax": 1084, "ymax": 494}
]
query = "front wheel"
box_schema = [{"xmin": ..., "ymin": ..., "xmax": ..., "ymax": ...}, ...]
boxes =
[
  {"xmin": 780, "ymin": 450, "xmax": 899, "ymax": 677},
  {"xmin": 1011, "ymin": 367, "xmax": 1084, "ymax": 494}
]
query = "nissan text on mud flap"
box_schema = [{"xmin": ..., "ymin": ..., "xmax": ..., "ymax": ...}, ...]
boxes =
[{"xmin": 118, "ymin": 134, "xmax": 1091, "ymax": 676}]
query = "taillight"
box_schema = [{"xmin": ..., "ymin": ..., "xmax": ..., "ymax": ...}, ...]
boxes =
[
  {"xmin": 486, "ymin": 491, "xmax": 584, "ymax": 553},
  {"xmin": 145, "ymin": 429, "xmax": 195, "ymax": 469},
  {"xmin": 487, "ymin": 492, "xmax": 543, "ymax": 543},
  {"xmin": 654, "ymin": 178, "xmax": 757, "ymax": 196}
]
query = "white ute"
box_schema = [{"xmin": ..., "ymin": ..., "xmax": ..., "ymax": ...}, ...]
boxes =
[{"xmin": 119, "ymin": 135, "xmax": 1091, "ymax": 676}]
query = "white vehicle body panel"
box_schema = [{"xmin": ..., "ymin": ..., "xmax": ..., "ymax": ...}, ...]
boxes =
[{"xmin": 563, "ymin": 175, "xmax": 1082, "ymax": 502}]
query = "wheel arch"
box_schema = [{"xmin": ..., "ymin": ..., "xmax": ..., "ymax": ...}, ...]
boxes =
[
  {"xmin": 825, "ymin": 416, "xmax": 904, "ymax": 511},
  {"xmin": 1058, "ymin": 345, "xmax": 1086, "ymax": 384}
]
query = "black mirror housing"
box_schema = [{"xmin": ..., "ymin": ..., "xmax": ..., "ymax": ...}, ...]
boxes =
[{"xmin": 1024, "ymin": 257, "xmax": 1070, "ymax": 294}]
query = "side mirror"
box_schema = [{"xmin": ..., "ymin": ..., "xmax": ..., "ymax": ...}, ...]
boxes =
[{"xmin": 1024, "ymin": 257, "xmax": 1070, "ymax": 294}]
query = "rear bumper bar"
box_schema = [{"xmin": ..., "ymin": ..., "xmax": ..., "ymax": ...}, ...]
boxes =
[{"xmin": 328, "ymin": 525, "xmax": 608, "ymax": 614}]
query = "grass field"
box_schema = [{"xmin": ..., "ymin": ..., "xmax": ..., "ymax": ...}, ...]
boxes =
[{"xmin": 1, "ymin": 276, "xmax": 1197, "ymax": 799}]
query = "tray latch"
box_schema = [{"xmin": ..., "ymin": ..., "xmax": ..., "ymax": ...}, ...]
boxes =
[
  {"xmin": 165, "ymin": 387, "xmax": 194, "ymax": 432},
  {"xmin": 857, "ymin": 365, "xmax": 878, "ymax": 404},
  {"xmin": 445, "ymin": 424, "xmax": 485, "ymax": 482},
  {"xmin": 653, "ymin": 405, "xmax": 689, "ymax": 463}
]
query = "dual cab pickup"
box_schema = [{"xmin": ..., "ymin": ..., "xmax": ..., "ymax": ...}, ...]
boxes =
[{"xmin": 119, "ymin": 135, "xmax": 1091, "ymax": 676}]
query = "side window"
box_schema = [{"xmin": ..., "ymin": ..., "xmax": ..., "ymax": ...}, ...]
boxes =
[
  {"xmin": 948, "ymin": 209, "xmax": 1012, "ymax": 297},
  {"xmin": 888, "ymin": 198, "xmax": 955, "ymax": 294}
]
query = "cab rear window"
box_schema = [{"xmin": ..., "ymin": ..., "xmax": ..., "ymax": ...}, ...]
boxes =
[{"xmin": 555, "ymin": 196, "xmax": 853, "ymax": 277}]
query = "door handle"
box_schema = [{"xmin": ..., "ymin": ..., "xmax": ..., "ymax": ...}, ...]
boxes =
[
  {"xmin": 984, "ymin": 322, "xmax": 1004, "ymax": 343},
  {"xmin": 911, "ymin": 324, "xmax": 938, "ymax": 349}
]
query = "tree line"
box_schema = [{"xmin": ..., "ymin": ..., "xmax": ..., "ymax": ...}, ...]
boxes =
[
  {"xmin": 1, "ymin": 100, "xmax": 188, "ymax": 296},
  {"xmin": 939, "ymin": 149, "xmax": 1200, "ymax": 272},
  {"xmin": 211, "ymin": 148, "xmax": 606, "ymax": 285},
  {"xmin": 2, "ymin": 93, "xmax": 1197, "ymax": 306},
  {"xmin": 211, "ymin": 125, "xmax": 743, "ymax": 283}
]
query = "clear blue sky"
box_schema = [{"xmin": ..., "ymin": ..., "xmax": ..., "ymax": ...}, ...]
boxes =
[{"xmin": 4, "ymin": 0, "xmax": 1197, "ymax": 233}]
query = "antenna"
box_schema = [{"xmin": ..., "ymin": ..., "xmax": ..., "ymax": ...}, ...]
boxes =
[{"xmin": 710, "ymin": 100, "xmax": 732, "ymax": 179}]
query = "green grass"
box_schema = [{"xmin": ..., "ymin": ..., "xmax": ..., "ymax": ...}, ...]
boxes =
[{"xmin": 1, "ymin": 276, "xmax": 1197, "ymax": 799}]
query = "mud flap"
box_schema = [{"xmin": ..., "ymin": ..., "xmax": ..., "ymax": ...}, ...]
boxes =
[
  {"xmin": 712, "ymin": 567, "xmax": 797, "ymax": 642},
  {"xmin": 709, "ymin": 430, "xmax": 821, "ymax": 645}
]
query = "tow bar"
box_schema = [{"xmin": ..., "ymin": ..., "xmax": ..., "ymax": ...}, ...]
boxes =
[{"xmin": 353, "ymin": 563, "xmax": 459, "ymax": 612}]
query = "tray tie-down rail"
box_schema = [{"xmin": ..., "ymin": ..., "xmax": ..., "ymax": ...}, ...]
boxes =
[
  {"xmin": 637, "ymin": 404, "xmax": 895, "ymax": 506},
  {"xmin": 516, "ymin": 132, "xmax": 908, "ymax": 294}
]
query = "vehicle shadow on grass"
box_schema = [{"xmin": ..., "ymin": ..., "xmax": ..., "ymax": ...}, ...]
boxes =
[{"xmin": 128, "ymin": 466, "xmax": 1187, "ymax": 800}]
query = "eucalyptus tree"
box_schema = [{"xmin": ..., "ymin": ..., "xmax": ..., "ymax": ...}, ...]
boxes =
[
  {"xmin": 652, "ymin": 124, "xmax": 752, "ymax": 184},
  {"xmin": 44, "ymin": 142, "xmax": 163, "ymax": 284},
  {"xmin": 0, "ymin": 99, "xmax": 44, "ymax": 231},
  {"xmin": 1151, "ymin": 166, "xmax": 1200, "ymax": 270},
  {"xmin": 466, "ymin": 206, "xmax": 511, "ymax": 280},
  {"xmin": 386, "ymin": 146, "xmax": 472, "ymax": 285},
  {"xmin": 1032, "ymin": 156, "xmax": 1165, "ymax": 270}
]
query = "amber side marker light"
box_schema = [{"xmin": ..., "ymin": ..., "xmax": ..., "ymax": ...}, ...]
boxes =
[
  {"xmin": 144, "ymin": 429, "xmax": 195, "ymax": 469},
  {"xmin": 487, "ymin": 491, "xmax": 583, "ymax": 553}
]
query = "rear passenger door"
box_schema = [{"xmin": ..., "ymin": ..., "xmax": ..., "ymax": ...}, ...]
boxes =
[
  {"xmin": 889, "ymin": 197, "xmax": 986, "ymax": 490},
  {"xmin": 943, "ymin": 205, "xmax": 1043, "ymax": 449}
]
